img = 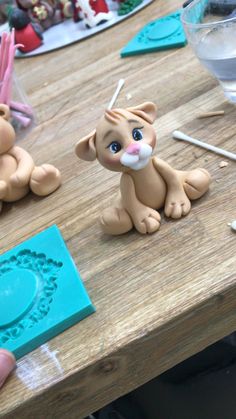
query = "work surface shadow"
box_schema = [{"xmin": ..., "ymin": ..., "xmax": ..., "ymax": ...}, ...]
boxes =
[{"xmin": 91, "ymin": 332, "xmax": 236, "ymax": 419}]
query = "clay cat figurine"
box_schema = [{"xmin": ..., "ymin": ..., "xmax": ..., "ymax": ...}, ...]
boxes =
[
  {"xmin": 0, "ymin": 104, "xmax": 61, "ymax": 213},
  {"xmin": 75, "ymin": 102, "xmax": 211, "ymax": 235}
]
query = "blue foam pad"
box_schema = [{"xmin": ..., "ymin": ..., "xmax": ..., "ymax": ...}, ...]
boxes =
[
  {"xmin": 0, "ymin": 225, "xmax": 95, "ymax": 359},
  {"xmin": 120, "ymin": 9, "xmax": 187, "ymax": 57}
]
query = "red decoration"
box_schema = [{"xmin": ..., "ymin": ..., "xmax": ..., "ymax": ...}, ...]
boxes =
[
  {"xmin": 15, "ymin": 25, "xmax": 42, "ymax": 53},
  {"xmin": 89, "ymin": 0, "xmax": 109, "ymax": 15}
]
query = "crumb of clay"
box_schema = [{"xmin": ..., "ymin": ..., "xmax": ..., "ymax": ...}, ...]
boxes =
[
  {"xmin": 219, "ymin": 161, "xmax": 229, "ymax": 168},
  {"xmin": 126, "ymin": 93, "xmax": 132, "ymax": 100}
]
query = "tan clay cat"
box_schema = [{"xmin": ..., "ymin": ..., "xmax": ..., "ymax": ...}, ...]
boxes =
[
  {"xmin": 75, "ymin": 102, "xmax": 211, "ymax": 235},
  {"xmin": 0, "ymin": 104, "xmax": 61, "ymax": 213}
]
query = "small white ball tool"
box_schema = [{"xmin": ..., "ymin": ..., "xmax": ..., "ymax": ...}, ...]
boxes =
[{"xmin": 172, "ymin": 130, "xmax": 236, "ymax": 162}]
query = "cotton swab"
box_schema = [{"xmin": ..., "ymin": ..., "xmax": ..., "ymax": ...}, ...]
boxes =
[
  {"xmin": 172, "ymin": 130, "xmax": 236, "ymax": 162},
  {"xmin": 107, "ymin": 78, "xmax": 125, "ymax": 110}
]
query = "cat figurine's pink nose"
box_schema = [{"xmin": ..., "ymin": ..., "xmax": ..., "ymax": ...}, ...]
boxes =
[{"xmin": 125, "ymin": 143, "xmax": 141, "ymax": 155}]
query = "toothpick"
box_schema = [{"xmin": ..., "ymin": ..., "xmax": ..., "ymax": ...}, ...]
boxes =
[
  {"xmin": 172, "ymin": 130, "xmax": 236, "ymax": 161},
  {"xmin": 197, "ymin": 110, "xmax": 224, "ymax": 119},
  {"xmin": 107, "ymin": 79, "xmax": 125, "ymax": 110}
]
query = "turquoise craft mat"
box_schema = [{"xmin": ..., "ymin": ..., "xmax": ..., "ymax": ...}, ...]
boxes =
[{"xmin": 0, "ymin": 225, "xmax": 95, "ymax": 359}]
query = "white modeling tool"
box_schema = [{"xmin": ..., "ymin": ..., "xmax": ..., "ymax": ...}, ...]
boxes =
[
  {"xmin": 173, "ymin": 130, "xmax": 236, "ymax": 162},
  {"xmin": 108, "ymin": 79, "xmax": 125, "ymax": 110}
]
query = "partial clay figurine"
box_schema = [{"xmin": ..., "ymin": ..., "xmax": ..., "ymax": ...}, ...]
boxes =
[
  {"xmin": 0, "ymin": 104, "xmax": 61, "ymax": 213},
  {"xmin": 75, "ymin": 102, "xmax": 211, "ymax": 235}
]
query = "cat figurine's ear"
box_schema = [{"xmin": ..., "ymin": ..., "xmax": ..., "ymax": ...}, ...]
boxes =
[
  {"xmin": 75, "ymin": 129, "xmax": 97, "ymax": 161},
  {"xmin": 127, "ymin": 102, "xmax": 157, "ymax": 124}
]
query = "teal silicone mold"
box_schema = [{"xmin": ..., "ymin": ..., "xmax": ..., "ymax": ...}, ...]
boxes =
[
  {"xmin": 0, "ymin": 225, "xmax": 95, "ymax": 359},
  {"xmin": 121, "ymin": 9, "xmax": 187, "ymax": 57}
]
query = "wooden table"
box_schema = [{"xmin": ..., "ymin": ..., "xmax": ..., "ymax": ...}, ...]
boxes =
[{"xmin": 1, "ymin": 1, "xmax": 236, "ymax": 417}]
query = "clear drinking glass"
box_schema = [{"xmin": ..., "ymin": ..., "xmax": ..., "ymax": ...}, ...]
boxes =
[{"xmin": 181, "ymin": 0, "xmax": 236, "ymax": 102}]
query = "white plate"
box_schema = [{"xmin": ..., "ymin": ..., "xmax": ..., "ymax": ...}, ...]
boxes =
[{"xmin": 0, "ymin": 0, "xmax": 153, "ymax": 57}]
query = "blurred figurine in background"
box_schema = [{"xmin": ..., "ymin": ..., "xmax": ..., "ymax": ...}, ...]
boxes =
[
  {"xmin": 8, "ymin": 8, "xmax": 43, "ymax": 53},
  {"xmin": 58, "ymin": 0, "xmax": 73, "ymax": 19}
]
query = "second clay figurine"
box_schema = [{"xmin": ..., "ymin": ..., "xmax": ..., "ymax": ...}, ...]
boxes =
[
  {"xmin": 0, "ymin": 104, "xmax": 61, "ymax": 213},
  {"xmin": 75, "ymin": 102, "xmax": 211, "ymax": 235}
]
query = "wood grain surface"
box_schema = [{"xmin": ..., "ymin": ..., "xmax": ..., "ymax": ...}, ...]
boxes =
[{"xmin": 1, "ymin": 0, "xmax": 236, "ymax": 417}]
